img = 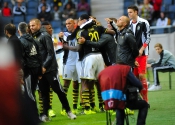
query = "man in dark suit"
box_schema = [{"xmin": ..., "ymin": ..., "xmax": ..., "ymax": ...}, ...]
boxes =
[{"xmin": 4, "ymin": 23, "xmax": 22, "ymax": 67}]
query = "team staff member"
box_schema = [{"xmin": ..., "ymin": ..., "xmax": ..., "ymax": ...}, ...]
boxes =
[
  {"xmin": 29, "ymin": 19, "xmax": 76, "ymax": 122},
  {"xmin": 58, "ymin": 18, "xmax": 80, "ymax": 115},
  {"xmin": 128, "ymin": 5, "xmax": 151, "ymax": 102},
  {"xmin": 18, "ymin": 22, "xmax": 42, "ymax": 124}
]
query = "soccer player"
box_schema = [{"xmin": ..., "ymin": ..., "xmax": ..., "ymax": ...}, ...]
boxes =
[
  {"xmin": 63, "ymin": 14, "xmax": 115, "ymax": 114},
  {"xmin": 58, "ymin": 18, "xmax": 80, "ymax": 115},
  {"xmin": 128, "ymin": 5, "xmax": 151, "ymax": 102}
]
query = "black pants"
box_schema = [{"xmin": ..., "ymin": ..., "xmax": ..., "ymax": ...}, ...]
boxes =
[
  {"xmin": 152, "ymin": 65, "xmax": 174, "ymax": 85},
  {"xmin": 23, "ymin": 67, "xmax": 40, "ymax": 97},
  {"xmin": 116, "ymin": 100, "xmax": 148, "ymax": 125},
  {"xmin": 38, "ymin": 70, "xmax": 71, "ymax": 116},
  {"xmin": 23, "ymin": 67, "xmax": 41, "ymax": 124}
]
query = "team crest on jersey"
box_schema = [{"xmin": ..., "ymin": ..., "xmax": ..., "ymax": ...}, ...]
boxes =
[
  {"xmin": 137, "ymin": 26, "xmax": 140, "ymax": 31},
  {"xmin": 65, "ymin": 74, "xmax": 67, "ymax": 77}
]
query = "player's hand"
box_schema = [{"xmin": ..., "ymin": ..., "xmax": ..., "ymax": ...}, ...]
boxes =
[
  {"xmin": 147, "ymin": 64, "xmax": 151, "ymax": 68},
  {"xmin": 78, "ymin": 37, "xmax": 86, "ymax": 44},
  {"xmin": 63, "ymin": 43, "xmax": 69, "ymax": 50},
  {"xmin": 105, "ymin": 18, "xmax": 112, "ymax": 23},
  {"xmin": 42, "ymin": 67, "xmax": 46, "ymax": 74},
  {"xmin": 135, "ymin": 61, "xmax": 139, "ymax": 67},
  {"xmin": 38, "ymin": 76, "xmax": 42, "ymax": 80},
  {"xmin": 58, "ymin": 32, "xmax": 64, "ymax": 38}
]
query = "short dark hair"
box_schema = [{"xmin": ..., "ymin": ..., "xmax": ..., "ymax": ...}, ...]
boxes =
[
  {"xmin": 41, "ymin": 21, "xmax": 50, "ymax": 26},
  {"xmin": 128, "ymin": 5, "xmax": 138, "ymax": 13},
  {"xmin": 4, "ymin": 23, "xmax": 16, "ymax": 35},
  {"xmin": 79, "ymin": 14, "xmax": 89, "ymax": 20},
  {"xmin": 18, "ymin": 22, "xmax": 28, "ymax": 34}
]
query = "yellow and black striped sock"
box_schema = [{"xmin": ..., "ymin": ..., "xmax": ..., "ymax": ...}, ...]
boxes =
[
  {"xmin": 97, "ymin": 89, "xmax": 103, "ymax": 108},
  {"xmin": 39, "ymin": 97, "xmax": 43, "ymax": 115},
  {"xmin": 90, "ymin": 88, "xmax": 95, "ymax": 108},
  {"xmin": 49, "ymin": 87, "xmax": 53, "ymax": 109},
  {"xmin": 82, "ymin": 90, "xmax": 90, "ymax": 110},
  {"xmin": 73, "ymin": 88, "xmax": 79, "ymax": 109}
]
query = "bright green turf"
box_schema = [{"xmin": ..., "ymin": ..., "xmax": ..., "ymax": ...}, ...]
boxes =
[{"xmin": 39, "ymin": 71, "xmax": 175, "ymax": 125}]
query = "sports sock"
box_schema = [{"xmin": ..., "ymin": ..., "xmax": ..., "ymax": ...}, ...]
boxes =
[
  {"xmin": 73, "ymin": 88, "xmax": 79, "ymax": 109},
  {"xmin": 140, "ymin": 78, "xmax": 148, "ymax": 102},
  {"xmin": 49, "ymin": 87, "xmax": 53, "ymax": 108},
  {"xmin": 82, "ymin": 89, "xmax": 90, "ymax": 110},
  {"xmin": 90, "ymin": 88, "xmax": 95, "ymax": 108}
]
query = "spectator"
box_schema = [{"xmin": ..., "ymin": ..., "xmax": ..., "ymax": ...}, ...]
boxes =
[
  {"xmin": 51, "ymin": 5, "xmax": 61, "ymax": 21},
  {"xmin": 147, "ymin": 43, "xmax": 175, "ymax": 91},
  {"xmin": 38, "ymin": 0, "xmax": 51, "ymax": 13},
  {"xmin": 13, "ymin": 2, "xmax": 26, "ymax": 16},
  {"xmin": 1, "ymin": 2, "xmax": 12, "ymax": 17},
  {"xmin": 53, "ymin": 0, "xmax": 62, "ymax": 7},
  {"xmin": 37, "ymin": 5, "xmax": 52, "ymax": 22},
  {"xmin": 156, "ymin": 12, "xmax": 171, "ymax": 26},
  {"xmin": 77, "ymin": 0, "xmax": 90, "ymax": 15},
  {"xmin": 60, "ymin": 3, "xmax": 76, "ymax": 24},
  {"xmin": 139, "ymin": 0, "xmax": 154, "ymax": 25},
  {"xmin": 63, "ymin": 0, "xmax": 76, "ymax": 10},
  {"xmin": 151, "ymin": 0, "xmax": 162, "ymax": 21}
]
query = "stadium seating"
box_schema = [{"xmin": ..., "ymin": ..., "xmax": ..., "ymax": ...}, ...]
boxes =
[
  {"xmin": 50, "ymin": 20, "xmax": 62, "ymax": 28},
  {"xmin": 27, "ymin": 8, "xmax": 38, "ymax": 16},
  {"xmin": 26, "ymin": 15, "xmax": 37, "ymax": 23},
  {"xmin": 163, "ymin": 0, "xmax": 172, "ymax": 5},
  {"xmin": 13, "ymin": 15, "xmax": 25, "ymax": 24},
  {"xmin": 123, "ymin": 1, "xmax": 135, "ymax": 9},
  {"xmin": 27, "ymin": 1, "xmax": 38, "ymax": 9}
]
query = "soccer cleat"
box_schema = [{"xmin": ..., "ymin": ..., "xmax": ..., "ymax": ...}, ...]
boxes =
[
  {"xmin": 39, "ymin": 115, "xmax": 51, "ymax": 122},
  {"xmin": 48, "ymin": 109, "xmax": 56, "ymax": 117},
  {"xmin": 60, "ymin": 109, "xmax": 66, "ymax": 116},
  {"xmin": 84, "ymin": 109, "xmax": 96, "ymax": 115},
  {"xmin": 91, "ymin": 107, "xmax": 100, "ymax": 112},
  {"xmin": 72, "ymin": 109, "xmax": 79, "ymax": 115},
  {"xmin": 67, "ymin": 111, "xmax": 77, "ymax": 120},
  {"xmin": 125, "ymin": 108, "xmax": 134, "ymax": 115},
  {"xmin": 148, "ymin": 85, "xmax": 162, "ymax": 91}
]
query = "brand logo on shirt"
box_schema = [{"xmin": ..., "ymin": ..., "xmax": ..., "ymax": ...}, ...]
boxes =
[
  {"xmin": 30, "ymin": 45, "xmax": 37, "ymax": 56},
  {"xmin": 108, "ymin": 100, "xmax": 114, "ymax": 108}
]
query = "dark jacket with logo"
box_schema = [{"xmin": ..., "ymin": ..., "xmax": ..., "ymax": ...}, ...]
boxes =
[
  {"xmin": 32, "ymin": 28, "xmax": 58, "ymax": 73},
  {"xmin": 116, "ymin": 28, "xmax": 139, "ymax": 67},
  {"xmin": 20, "ymin": 33, "xmax": 41, "ymax": 68}
]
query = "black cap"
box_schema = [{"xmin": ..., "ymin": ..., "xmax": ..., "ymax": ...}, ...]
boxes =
[{"xmin": 79, "ymin": 14, "xmax": 89, "ymax": 20}]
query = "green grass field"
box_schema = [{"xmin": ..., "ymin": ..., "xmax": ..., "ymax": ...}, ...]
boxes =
[{"xmin": 40, "ymin": 71, "xmax": 175, "ymax": 125}]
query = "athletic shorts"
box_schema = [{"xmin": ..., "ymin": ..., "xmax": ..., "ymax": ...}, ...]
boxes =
[
  {"xmin": 80, "ymin": 53, "xmax": 105, "ymax": 80},
  {"xmin": 62, "ymin": 65, "xmax": 78, "ymax": 81},
  {"xmin": 76, "ymin": 61, "xmax": 82, "ymax": 83},
  {"xmin": 133, "ymin": 55, "xmax": 148, "ymax": 76}
]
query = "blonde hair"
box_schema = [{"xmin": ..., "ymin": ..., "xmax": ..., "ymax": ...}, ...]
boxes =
[{"xmin": 154, "ymin": 43, "xmax": 163, "ymax": 49}]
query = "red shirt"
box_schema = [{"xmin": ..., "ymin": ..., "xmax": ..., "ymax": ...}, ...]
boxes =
[
  {"xmin": 152, "ymin": 0, "xmax": 162, "ymax": 11},
  {"xmin": 2, "ymin": 7, "xmax": 12, "ymax": 16}
]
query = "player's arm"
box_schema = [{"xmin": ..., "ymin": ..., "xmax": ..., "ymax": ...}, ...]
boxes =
[
  {"xmin": 139, "ymin": 21, "xmax": 151, "ymax": 56},
  {"xmin": 63, "ymin": 43, "xmax": 82, "ymax": 52},
  {"xmin": 78, "ymin": 34, "xmax": 111, "ymax": 48}
]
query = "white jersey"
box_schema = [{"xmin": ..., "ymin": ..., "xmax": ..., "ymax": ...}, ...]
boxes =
[{"xmin": 62, "ymin": 32, "xmax": 78, "ymax": 65}]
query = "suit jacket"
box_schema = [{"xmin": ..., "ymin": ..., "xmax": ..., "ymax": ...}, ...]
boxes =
[{"xmin": 8, "ymin": 35, "xmax": 23, "ymax": 67}]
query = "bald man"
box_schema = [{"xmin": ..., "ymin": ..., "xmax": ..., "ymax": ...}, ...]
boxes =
[
  {"xmin": 29, "ymin": 19, "xmax": 76, "ymax": 121},
  {"xmin": 115, "ymin": 16, "xmax": 139, "ymax": 67},
  {"xmin": 58, "ymin": 18, "xmax": 80, "ymax": 115}
]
